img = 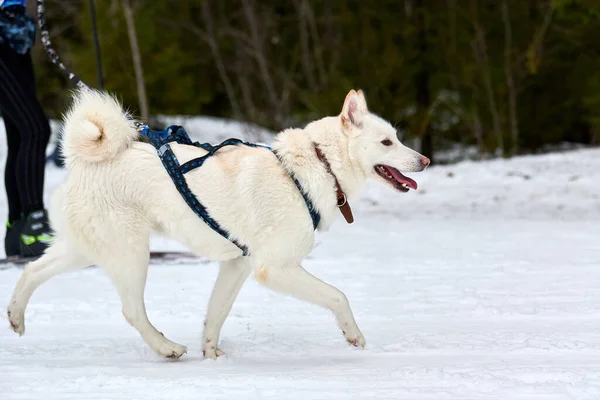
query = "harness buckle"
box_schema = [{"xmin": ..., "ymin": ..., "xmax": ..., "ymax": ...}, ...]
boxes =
[
  {"xmin": 158, "ymin": 143, "xmax": 171, "ymax": 156},
  {"xmin": 337, "ymin": 193, "xmax": 347, "ymax": 207}
]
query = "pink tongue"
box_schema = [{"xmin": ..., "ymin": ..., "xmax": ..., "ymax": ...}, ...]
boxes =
[{"xmin": 384, "ymin": 166, "xmax": 418, "ymax": 190}]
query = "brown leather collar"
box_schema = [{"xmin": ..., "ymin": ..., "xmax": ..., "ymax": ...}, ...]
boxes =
[{"xmin": 313, "ymin": 144, "xmax": 354, "ymax": 224}]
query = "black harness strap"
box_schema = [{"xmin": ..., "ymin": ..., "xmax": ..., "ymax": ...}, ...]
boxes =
[
  {"xmin": 272, "ymin": 149, "xmax": 321, "ymax": 231},
  {"xmin": 142, "ymin": 125, "xmax": 253, "ymax": 255}
]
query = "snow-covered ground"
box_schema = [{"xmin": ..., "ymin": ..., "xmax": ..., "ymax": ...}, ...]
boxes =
[{"xmin": 0, "ymin": 117, "xmax": 599, "ymax": 399}]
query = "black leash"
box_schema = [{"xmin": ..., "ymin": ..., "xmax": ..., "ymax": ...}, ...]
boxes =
[
  {"xmin": 36, "ymin": 0, "xmax": 89, "ymax": 90},
  {"xmin": 36, "ymin": 0, "xmax": 145, "ymax": 130}
]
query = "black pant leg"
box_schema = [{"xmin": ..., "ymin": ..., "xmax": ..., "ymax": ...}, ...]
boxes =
[
  {"xmin": 0, "ymin": 44, "xmax": 51, "ymax": 217},
  {"xmin": 14, "ymin": 49, "xmax": 51, "ymax": 214},
  {"xmin": 3, "ymin": 115, "xmax": 21, "ymax": 223}
]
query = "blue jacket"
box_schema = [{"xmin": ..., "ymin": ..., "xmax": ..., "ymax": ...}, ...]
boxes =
[
  {"xmin": 0, "ymin": 0, "xmax": 35, "ymax": 55},
  {"xmin": 0, "ymin": 1, "xmax": 27, "ymax": 9}
]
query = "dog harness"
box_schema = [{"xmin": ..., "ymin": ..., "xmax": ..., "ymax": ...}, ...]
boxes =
[{"xmin": 141, "ymin": 125, "xmax": 320, "ymax": 256}]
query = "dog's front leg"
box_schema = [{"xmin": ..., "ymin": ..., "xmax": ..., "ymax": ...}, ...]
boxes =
[
  {"xmin": 202, "ymin": 257, "xmax": 251, "ymax": 359},
  {"xmin": 254, "ymin": 262, "xmax": 365, "ymax": 348}
]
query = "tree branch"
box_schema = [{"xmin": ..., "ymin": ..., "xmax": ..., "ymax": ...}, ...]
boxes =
[
  {"xmin": 502, "ymin": 0, "xmax": 519, "ymax": 155},
  {"xmin": 200, "ymin": 1, "xmax": 242, "ymax": 120},
  {"xmin": 122, "ymin": 0, "xmax": 149, "ymax": 122}
]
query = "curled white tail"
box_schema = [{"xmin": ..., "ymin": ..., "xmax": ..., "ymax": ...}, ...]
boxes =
[{"xmin": 61, "ymin": 88, "xmax": 138, "ymax": 165}]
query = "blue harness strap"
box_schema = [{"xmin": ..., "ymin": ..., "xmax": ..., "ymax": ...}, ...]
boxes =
[
  {"xmin": 141, "ymin": 125, "xmax": 320, "ymax": 256},
  {"xmin": 272, "ymin": 149, "xmax": 321, "ymax": 230}
]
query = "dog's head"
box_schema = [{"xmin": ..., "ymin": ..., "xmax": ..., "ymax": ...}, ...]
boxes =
[{"xmin": 340, "ymin": 89, "xmax": 430, "ymax": 192}]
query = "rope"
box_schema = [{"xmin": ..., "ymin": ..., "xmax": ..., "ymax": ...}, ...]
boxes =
[
  {"xmin": 36, "ymin": 0, "xmax": 88, "ymax": 90},
  {"xmin": 35, "ymin": 0, "xmax": 146, "ymax": 131}
]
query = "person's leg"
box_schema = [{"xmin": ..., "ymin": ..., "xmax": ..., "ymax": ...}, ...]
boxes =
[
  {"xmin": 0, "ymin": 44, "xmax": 24, "ymax": 257},
  {"xmin": 0, "ymin": 45, "xmax": 52, "ymax": 257},
  {"xmin": 13, "ymin": 50, "xmax": 51, "ymax": 216},
  {"xmin": 3, "ymin": 116, "xmax": 21, "ymax": 223},
  {"xmin": 2, "ymin": 117, "xmax": 25, "ymax": 257}
]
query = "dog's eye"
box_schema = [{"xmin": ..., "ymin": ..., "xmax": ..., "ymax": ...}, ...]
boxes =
[{"xmin": 381, "ymin": 139, "xmax": 393, "ymax": 146}]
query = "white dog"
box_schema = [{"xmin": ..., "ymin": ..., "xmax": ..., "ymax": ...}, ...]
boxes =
[{"xmin": 7, "ymin": 88, "xmax": 429, "ymax": 360}]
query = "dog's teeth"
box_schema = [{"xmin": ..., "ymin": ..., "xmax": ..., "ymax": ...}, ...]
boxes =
[{"xmin": 401, "ymin": 183, "xmax": 408, "ymax": 188}]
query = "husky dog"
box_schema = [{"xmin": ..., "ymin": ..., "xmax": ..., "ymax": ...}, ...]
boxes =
[{"xmin": 7, "ymin": 88, "xmax": 429, "ymax": 360}]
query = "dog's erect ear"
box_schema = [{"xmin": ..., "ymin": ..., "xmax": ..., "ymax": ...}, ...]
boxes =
[
  {"xmin": 341, "ymin": 89, "xmax": 368, "ymax": 132},
  {"xmin": 356, "ymin": 90, "xmax": 368, "ymax": 112}
]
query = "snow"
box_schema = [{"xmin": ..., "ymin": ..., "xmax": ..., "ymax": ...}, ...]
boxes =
[
  {"xmin": 154, "ymin": 114, "xmax": 274, "ymax": 144},
  {"xmin": 1, "ymin": 116, "xmax": 600, "ymax": 399}
]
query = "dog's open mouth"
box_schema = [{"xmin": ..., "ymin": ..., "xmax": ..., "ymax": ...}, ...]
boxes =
[{"xmin": 374, "ymin": 165, "xmax": 418, "ymax": 193}]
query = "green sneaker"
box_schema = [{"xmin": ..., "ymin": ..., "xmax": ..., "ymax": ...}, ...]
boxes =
[{"xmin": 19, "ymin": 209, "xmax": 53, "ymax": 257}]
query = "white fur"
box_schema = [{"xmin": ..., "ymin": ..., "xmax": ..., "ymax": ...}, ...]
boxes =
[
  {"xmin": 60, "ymin": 89, "xmax": 137, "ymax": 166},
  {"xmin": 7, "ymin": 88, "xmax": 428, "ymax": 360}
]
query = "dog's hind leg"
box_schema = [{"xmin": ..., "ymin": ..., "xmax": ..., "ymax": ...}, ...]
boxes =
[
  {"xmin": 254, "ymin": 262, "xmax": 366, "ymax": 348},
  {"xmin": 202, "ymin": 257, "xmax": 251, "ymax": 359},
  {"xmin": 100, "ymin": 245, "xmax": 187, "ymax": 359},
  {"xmin": 7, "ymin": 239, "xmax": 90, "ymax": 335}
]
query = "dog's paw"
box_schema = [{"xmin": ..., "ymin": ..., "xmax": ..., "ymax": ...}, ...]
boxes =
[
  {"xmin": 7, "ymin": 304, "xmax": 25, "ymax": 336},
  {"xmin": 342, "ymin": 327, "xmax": 366, "ymax": 349},
  {"xmin": 202, "ymin": 337, "xmax": 224, "ymax": 360},
  {"xmin": 163, "ymin": 344, "xmax": 187, "ymax": 359},
  {"xmin": 346, "ymin": 334, "xmax": 366, "ymax": 348},
  {"xmin": 154, "ymin": 336, "xmax": 187, "ymax": 359},
  {"xmin": 202, "ymin": 346, "xmax": 224, "ymax": 360},
  {"xmin": 165, "ymin": 346, "xmax": 187, "ymax": 359}
]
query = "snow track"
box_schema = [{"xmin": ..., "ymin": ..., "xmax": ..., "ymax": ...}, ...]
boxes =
[
  {"xmin": 1, "ymin": 120, "xmax": 599, "ymax": 398},
  {"xmin": 1, "ymin": 219, "xmax": 599, "ymax": 399}
]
